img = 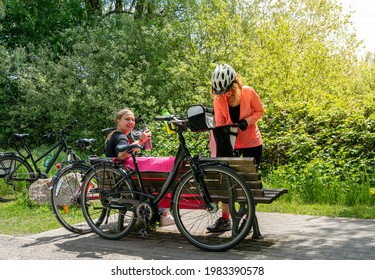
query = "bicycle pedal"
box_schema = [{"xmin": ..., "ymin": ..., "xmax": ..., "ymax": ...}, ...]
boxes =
[{"xmin": 138, "ymin": 228, "xmax": 149, "ymax": 238}]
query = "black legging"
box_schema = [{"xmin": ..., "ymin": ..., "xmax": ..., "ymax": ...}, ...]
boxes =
[{"xmin": 235, "ymin": 145, "xmax": 262, "ymax": 166}]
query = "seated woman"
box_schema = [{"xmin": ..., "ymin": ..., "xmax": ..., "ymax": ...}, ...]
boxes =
[{"xmin": 105, "ymin": 108, "xmax": 175, "ymax": 226}]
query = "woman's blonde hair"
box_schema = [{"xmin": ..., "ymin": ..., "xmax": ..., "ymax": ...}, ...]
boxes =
[
  {"xmin": 105, "ymin": 108, "xmax": 133, "ymax": 143},
  {"xmin": 114, "ymin": 108, "xmax": 133, "ymax": 123}
]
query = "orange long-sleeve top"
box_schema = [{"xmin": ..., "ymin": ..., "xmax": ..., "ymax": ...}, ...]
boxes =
[{"xmin": 213, "ymin": 86, "xmax": 264, "ymax": 149}]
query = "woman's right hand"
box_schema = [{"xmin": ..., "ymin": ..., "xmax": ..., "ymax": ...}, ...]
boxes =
[{"xmin": 140, "ymin": 129, "xmax": 152, "ymax": 143}]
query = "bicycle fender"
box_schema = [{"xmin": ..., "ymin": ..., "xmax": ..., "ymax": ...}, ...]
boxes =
[{"xmin": 0, "ymin": 152, "xmax": 17, "ymax": 157}]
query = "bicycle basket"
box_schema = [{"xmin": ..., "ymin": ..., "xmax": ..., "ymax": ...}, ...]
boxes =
[{"xmin": 186, "ymin": 105, "xmax": 215, "ymax": 132}]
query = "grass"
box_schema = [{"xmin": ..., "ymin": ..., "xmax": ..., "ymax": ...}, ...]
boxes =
[
  {"xmin": 0, "ymin": 200, "xmax": 61, "ymax": 236},
  {"xmin": 1, "ymin": 197, "xmax": 375, "ymax": 236},
  {"xmin": 257, "ymin": 201, "xmax": 375, "ymax": 219}
]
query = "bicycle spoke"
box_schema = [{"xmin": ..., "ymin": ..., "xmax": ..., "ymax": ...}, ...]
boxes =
[
  {"xmin": 173, "ymin": 165, "xmax": 255, "ymax": 251},
  {"xmin": 81, "ymin": 164, "xmax": 137, "ymax": 240},
  {"xmin": 0, "ymin": 156, "xmax": 34, "ymax": 201},
  {"xmin": 51, "ymin": 164, "xmax": 91, "ymax": 234}
]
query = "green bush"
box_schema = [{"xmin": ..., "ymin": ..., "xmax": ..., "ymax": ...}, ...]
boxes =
[
  {"xmin": 263, "ymin": 158, "xmax": 375, "ymax": 207},
  {"xmin": 1, "ymin": 0, "xmax": 374, "ymax": 209}
]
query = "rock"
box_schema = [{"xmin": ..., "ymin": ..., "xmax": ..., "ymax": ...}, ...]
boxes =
[
  {"xmin": 29, "ymin": 179, "xmax": 51, "ymax": 205},
  {"xmin": 29, "ymin": 172, "xmax": 83, "ymax": 206}
]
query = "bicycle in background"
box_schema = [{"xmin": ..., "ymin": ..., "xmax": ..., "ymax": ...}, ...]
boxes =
[
  {"xmin": 49, "ymin": 138, "xmax": 97, "ymax": 234},
  {"xmin": 0, "ymin": 121, "xmax": 81, "ymax": 202}
]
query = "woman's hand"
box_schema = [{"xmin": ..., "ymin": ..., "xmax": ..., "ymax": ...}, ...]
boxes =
[
  {"xmin": 140, "ymin": 129, "xmax": 152, "ymax": 143},
  {"xmin": 238, "ymin": 119, "xmax": 248, "ymax": 131}
]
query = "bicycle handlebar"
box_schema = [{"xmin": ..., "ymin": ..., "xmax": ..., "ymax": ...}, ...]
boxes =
[
  {"xmin": 60, "ymin": 120, "xmax": 78, "ymax": 133},
  {"xmin": 43, "ymin": 120, "xmax": 78, "ymax": 138},
  {"xmin": 154, "ymin": 116, "xmax": 174, "ymax": 122},
  {"xmin": 155, "ymin": 113, "xmax": 240, "ymax": 134},
  {"xmin": 117, "ymin": 143, "xmax": 142, "ymax": 153},
  {"xmin": 154, "ymin": 115, "xmax": 188, "ymax": 128}
]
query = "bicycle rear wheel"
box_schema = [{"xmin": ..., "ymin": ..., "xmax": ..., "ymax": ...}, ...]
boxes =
[
  {"xmin": 50, "ymin": 163, "xmax": 91, "ymax": 234},
  {"xmin": 81, "ymin": 164, "xmax": 137, "ymax": 240},
  {"xmin": 0, "ymin": 155, "xmax": 35, "ymax": 202},
  {"xmin": 172, "ymin": 164, "xmax": 255, "ymax": 251}
]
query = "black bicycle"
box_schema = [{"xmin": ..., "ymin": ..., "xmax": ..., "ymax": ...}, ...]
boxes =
[
  {"xmin": 49, "ymin": 116, "xmax": 148, "ymax": 234},
  {"xmin": 49, "ymin": 138, "xmax": 97, "ymax": 234},
  {"xmin": 0, "ymin": 121, "xmax": 80, "ymax": 202},
  {"xmin": 80, "ymin": 110, "xmax": 255, "ymax": 251}
]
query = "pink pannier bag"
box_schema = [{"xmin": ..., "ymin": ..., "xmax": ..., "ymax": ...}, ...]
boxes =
[
  {"xmin": 123, "ymin": 156, "xmax": 175, "ymax": 172},
  {"xmin": 124, "ymin": 156, "xmax": 203, "ymax": 209}
]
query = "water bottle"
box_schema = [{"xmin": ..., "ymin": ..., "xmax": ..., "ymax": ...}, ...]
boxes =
[
  {"xmin": 142, "ymin": 122, "xmax": 152, "ymax": 151},
  {"xmin": 43, "ymin": 153, "xmax": 53, "ymax": 167}
]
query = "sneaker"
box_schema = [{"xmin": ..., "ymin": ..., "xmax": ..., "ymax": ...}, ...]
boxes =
[
  {"xmin": 160, "ymin": 214, "xmax": 175, "ymax": 226},
  {"xmin": 207, "ymin": 217, "xmax": 231, "ymax": 232}
]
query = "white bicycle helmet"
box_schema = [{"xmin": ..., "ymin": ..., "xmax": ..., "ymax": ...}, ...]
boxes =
[{"xmin": 211, "ymin": 64, "xmax": 236, "ymax": 94}]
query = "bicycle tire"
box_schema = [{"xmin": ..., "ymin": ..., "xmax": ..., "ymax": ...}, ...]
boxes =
[
  {"xmin": 50, "ymin": 163, "xmax": 92, "ymax": 234},
  {"xmin": 0, "ymin": 155, "xmax": 35, "ymax": 202},
  {"xmin": 172, "ymin": 164, "xmax": 255, "ymax": 251},
  {"xmin": 80, "ymin": 164, "xmax": 137, "ymax": 240}
]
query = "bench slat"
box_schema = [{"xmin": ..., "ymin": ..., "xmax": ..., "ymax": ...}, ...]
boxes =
[
  {"xmin": 200, "ymin": 157, "xmax": 258, "ymax": 173},
  {"xmin": 129, "ymin": 157, "xmax": 287, "ymax": 206},
  {"xmin": 254, "ymin": 188, "xmax": 288, "ymax": 204}
]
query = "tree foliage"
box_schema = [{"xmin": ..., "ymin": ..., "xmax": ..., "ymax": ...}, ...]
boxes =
[
  {"xmin": 0, "ymin": 0, "xmax": 374, "ymax": 204},
  {"xmin": 0, "ymin": 0, "xmax": 92, "ymax": 51}
]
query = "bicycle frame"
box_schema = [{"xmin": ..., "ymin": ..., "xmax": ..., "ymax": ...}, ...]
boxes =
[
  {"xmin": 123, "ymin": 125, "xmax": 216, "ymax": 211},
  {"xmin": 82, "ymin": 115, "xmax": 254, "ymax": 251},
  {"xmin": 16, "ymin": 137, "xmax": 70, "ymax": 176}
]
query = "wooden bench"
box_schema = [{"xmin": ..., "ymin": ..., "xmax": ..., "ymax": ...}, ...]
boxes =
[{"xmin": 130, "ymin": 157, "xmax": 288, "ymax": 239}]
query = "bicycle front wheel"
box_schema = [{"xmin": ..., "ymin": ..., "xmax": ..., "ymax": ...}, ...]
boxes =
[
  {"xmin": 172, "ymin": 164, "xmax": 255, "ymax": 251},
  {"xmin": 81, "ymin": 164, "xmax": 137, "ymax": 240},
  {"xmin": 50, "ymin": 163, "xmax": 91, "ymax": 234},
  {"xmin": 0, "ymin": 155, "xmax": 35, "ymax": 202}
]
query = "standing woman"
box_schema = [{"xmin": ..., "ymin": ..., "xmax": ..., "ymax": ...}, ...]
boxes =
[{"xmin": 208, "ymin": 64, "xmax": 265, "ymax": 232}]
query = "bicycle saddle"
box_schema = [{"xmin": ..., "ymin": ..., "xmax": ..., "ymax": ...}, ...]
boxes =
[
  {"xmin": 74, "ymin": 138, "xmax": 96, "ymax": 147},
  {"xmin": 13, "ymin": 133, "xmax": 29, "ymax": 140}
]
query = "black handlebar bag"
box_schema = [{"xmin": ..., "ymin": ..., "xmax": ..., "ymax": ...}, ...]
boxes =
[
  {"xmin": 186, "ymin": 105, "xmax": 215, "ymax": 132},
  {"xmin": 212, "ymin": 126, "xmax": 235, "ymax": 157}
]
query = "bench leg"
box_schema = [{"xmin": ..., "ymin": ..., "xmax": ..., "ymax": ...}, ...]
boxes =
[{"xmin": 251, "ymin": 214, "xmax": 263, "ymax": 240}]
